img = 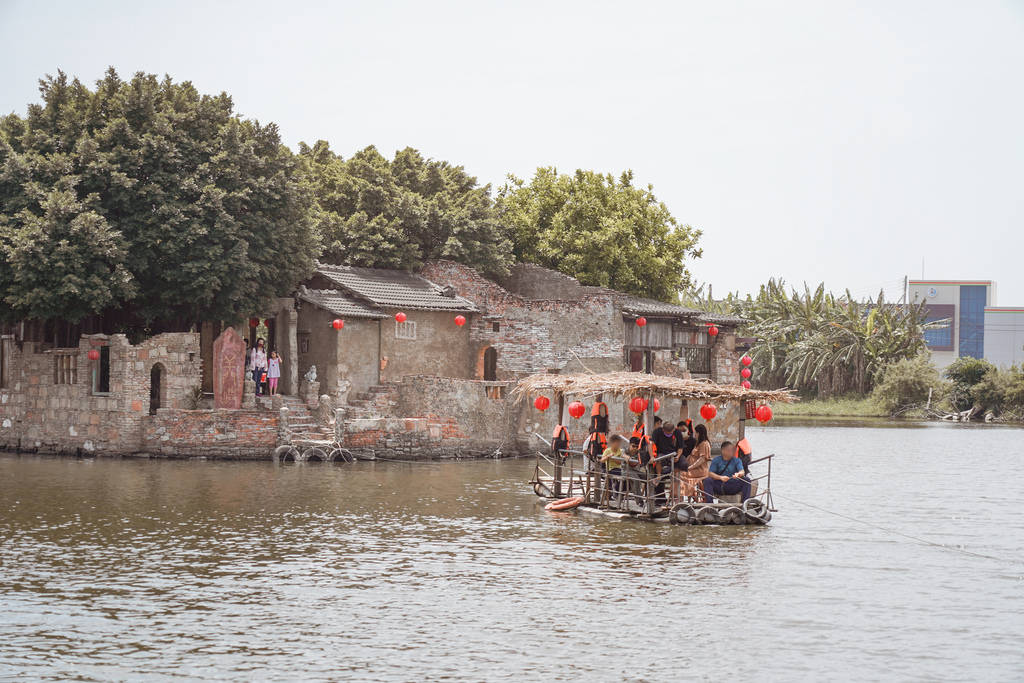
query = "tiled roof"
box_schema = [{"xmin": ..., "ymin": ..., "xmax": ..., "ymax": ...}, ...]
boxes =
[
  {"xmin": 298, "ymin": 289, "xmax": 383, "ymax": 319},
  {"xmin": 621, "ymin": 296, "xmax": 704, "ymax": 318},
  {"xmin": 696, "ymin": 312, "xmax": 751, "ymax": 326},
  {"xmin": 317, "ymin": 263, "xmax": 478, "ymax": 312}
]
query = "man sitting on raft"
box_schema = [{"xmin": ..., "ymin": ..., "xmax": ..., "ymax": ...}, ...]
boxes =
[{"xmin": 702, "ymin": 441, "xmax": 752, "ymax": 503}]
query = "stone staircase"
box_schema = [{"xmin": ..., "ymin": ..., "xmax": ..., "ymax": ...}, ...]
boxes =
[
  {"xmin": 281, "ymin": 395, "xmax": 336, "ymax": 451},
  {"xmin": 346, "ymin": 382, "xmax": 398, "ymax": 419}
]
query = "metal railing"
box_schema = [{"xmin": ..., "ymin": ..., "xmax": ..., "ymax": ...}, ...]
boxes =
[{"xmin": 532, "ymin": 433, "xmax": 776, "ymax": 516}]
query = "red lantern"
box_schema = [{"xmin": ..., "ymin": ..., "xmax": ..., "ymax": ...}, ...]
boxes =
[
  {"xmin": 755, "ymin": 404, "xmax": 773, "ymax": 425},
  {"xmin": 568, "ymin": 401, "xmax": 586, "ymax": 419},
  {"xmin": 629, "ymin": 397, "xmax": 649, "ymax": 414},
  {"xmin": 332, "ymin": 319, "xmax": 344, "ymax": 330},
  {"xmin": 455, "ymin": 315, "xmax": 466, "ymax": 327},
  {"xmin": 741, "ymin": 355, "xmax": 752, "ymax": 366},
  {"xmin": 699, "ymin": 403, "xmax": 717, "ymax": 421},
  {"xmin": 249, "ymin": 318, "xmax": 259, "ymax": 328},
  {"xmin": 653, "ymin": 399, "xmax": 660, "ymax": 412},
  {"xmin": 741, "ymin": 367, "xmax": 752, "ymax": 379},
  {"xmin": 264, "ymin": 319, "xmax": 272, "ymax": 327},
  {"xmin": 708, "ymin": 325, "xmax": 719, "ymax": 337},
  {"xmin": 741, "ymin": 380, "xmax": 751, "ymax": 389},
  {"xmin": 87, "ymin": 349, "xmax": 100, "ymax": 361},
  {"xmin": 534, "ymin": 396, "xmax": 551, "ymax": 411},
  {"xmin": 636, "ymin": 317, "xmax": 647, "ymax": 327},
  {"xmin": 395, "ymin": 312, "xmax": 407, "ymax": 323}
]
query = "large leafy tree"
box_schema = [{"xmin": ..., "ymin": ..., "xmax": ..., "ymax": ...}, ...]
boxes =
[
  {"xmin": 496, "ymin": 168, "xmax": 702, "ymax": 302},
  {"xmin": 300, "ymin": 141, "xmax": 512, "ymax": 276},
  {"xmin": 0, "ymin": 69, "xmax": 318, "ymax": 326}
]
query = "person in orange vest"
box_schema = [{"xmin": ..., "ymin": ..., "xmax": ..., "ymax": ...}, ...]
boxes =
[{"xmin": 735, "ymin": 437, "xmax": 753, "ymax": 474}]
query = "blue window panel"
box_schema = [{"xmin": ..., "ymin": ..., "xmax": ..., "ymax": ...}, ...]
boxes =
[
  {"xmin": 924, "ymin": 316, "xmax": 952, "ymax": 347},
  {"xmin": 958, "ymin": 285, "xmax": 986, "ymax": 359}
]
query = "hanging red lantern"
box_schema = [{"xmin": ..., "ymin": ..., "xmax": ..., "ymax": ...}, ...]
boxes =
[
  {"xmin": 87, "ymin": 349, "xmax": 100, "ymax": 361},
  {"xmin": 653, "ymin": 399, "xmax": 660, "ymax": 412},
  {"xmin": 568, "ymin": 401, "xmax": 586, "ymax": 419},
  {"xmin": 741, "ymin": 380, "xmax": 751, "ymax": 389},
  {"xmin": 264, "ymin": 319, "xmax": 272, "ymax": 327},
  {"xmin": 741, "ymin": 355, "xmax": 752, "ymax": 366},
  {"xmin": 741, "ymin": 367, "xmax": 752, "ymax": 379},
  {"xmin": 395, "ymin": 312, "xmax": 407, "ymax": 323},
  {"xmin": 534, "ymin": 396, "xmax": 551, "ymax": 411},
  {"xmin": 455, "ymin": 315, "xmax": 466, "ymax": 327},
  {"xmin": 629, "ymin": 397, "xmax": 649, "ymax": 414},
  {"xmin": 249, "ymin": 318, "xmax": 259, "ymax": 328},
  {"xmin": 755, "ymin": 404, "xmax": 774, "ymax": 425},
  {"xmin": 708, "ymin": 325, "xmax": 719, "ymax": 337},
  {"xmin": 636, "ymin": 317, "xmax": 647, "ymax": 327},
  {"xmin": 699, "ymin": 403, "xmax": 717, "ymax": 421},
  {"xmin": 332, "ymin": 319, "xmax": 344, "ymax": 330}
]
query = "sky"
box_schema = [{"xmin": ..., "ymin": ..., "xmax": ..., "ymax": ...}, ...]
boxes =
[{"xmin": 1, "ymin": 0, "xmax": 1022, "ymax": 304}]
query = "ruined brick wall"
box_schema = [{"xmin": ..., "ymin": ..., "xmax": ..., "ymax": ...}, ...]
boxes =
[
  {"xmin": 0, "ymin": 332, "xmax": 201, "ymax": 455},
  {"xmin": 419, "ymin": 260, "xmax": 626, "ymax": 378},
  {"xmin": 339, "ymin": 375, "xmax": 523, "ymax": 459},
  {"xmin": 143, "ymin": 410, "xmax": 281, "ymax": 458}
]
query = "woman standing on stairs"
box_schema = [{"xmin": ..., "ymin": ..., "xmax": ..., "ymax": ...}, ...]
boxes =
[{"xmin": 250, "ymin": 338, "xmax": 268, "ymax": 396}]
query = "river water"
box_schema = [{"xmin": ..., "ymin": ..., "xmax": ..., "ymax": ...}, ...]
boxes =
[{"xmin": 1, "ymin": 421, "xmax": 1023, "ymax": 682}]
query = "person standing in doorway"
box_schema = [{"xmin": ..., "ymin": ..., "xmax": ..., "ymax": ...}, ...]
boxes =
[
  {"xmin": 250, "ymin": 338, "xmax": 268, "ymax": 396},
  {"xmin": 267, "ymin": 350, "xmax": 282, "ymax": 396}
]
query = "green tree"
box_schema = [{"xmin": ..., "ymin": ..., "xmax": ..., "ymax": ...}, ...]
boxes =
[
  {"xmin": 872, "ymin": 352, "xmax": 945, "ymax": 416},
  {"xmin": 0, "ymin": 69, "xmax": 318, "ymax": 325},
  {"xmin": 497, "ymin": 168, "xmax": 702, "ymax": 302},
  {"xmin": 300, "ymin": 141, "xmax": 512, "ymax": 276},
  {"xmin": 944, "ymin": 357, "xmax": 996, "ymax": 411}
]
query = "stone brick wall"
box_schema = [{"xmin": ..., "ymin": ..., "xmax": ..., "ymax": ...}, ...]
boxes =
[
  {"xmin": 339, "ymin": 375, "xmax": 521, "ymax": 459},
  {"xmin": 0, "ymin": 332, "xmax": 201, "ymax": 455},
  {"xmin": 419, "ymin": 260, "xmax": 626, "ymax": 378},
  {"xmin": 143, "ymin": 410, "xmax": 282, "ymax": 458}
]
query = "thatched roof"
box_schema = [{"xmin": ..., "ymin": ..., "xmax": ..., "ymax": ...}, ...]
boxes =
[{"xmin": 513, "ymin": 371, "xmax": 798, "ymax": 404}]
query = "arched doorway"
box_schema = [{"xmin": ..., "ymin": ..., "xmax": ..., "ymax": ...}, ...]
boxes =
[
  {"xmin": 483, "ymin": 347, "xmax": 497, "ymax": 381},
  {"xmin": 150, "ymin": 364, "xmax": 165, "ymax": 414}
]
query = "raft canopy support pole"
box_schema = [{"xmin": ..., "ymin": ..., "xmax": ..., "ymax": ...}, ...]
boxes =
[{"xmin": 554, "ymin": 395, "xmax": 564, "ymax": 498}]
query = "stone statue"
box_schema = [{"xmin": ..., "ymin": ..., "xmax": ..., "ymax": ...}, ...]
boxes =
[{"xmin": 304, "ymin": 365, "xmax": 317, "ymax": 383}]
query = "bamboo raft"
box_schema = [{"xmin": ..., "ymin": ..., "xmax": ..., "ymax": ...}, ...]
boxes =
[{"xmin": 515, "ymin": 371, "xmax": 796, "ymax": 526}]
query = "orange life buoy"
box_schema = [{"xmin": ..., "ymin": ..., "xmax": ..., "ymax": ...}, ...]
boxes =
[{"xmin": 544, "ymin": 496, "xmax": 584, "ymax": 511}]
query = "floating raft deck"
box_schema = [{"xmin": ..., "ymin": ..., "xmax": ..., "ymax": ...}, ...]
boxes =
[{"xmin": 537, "ymin": 496, "xmax": 772, "ymax": 526}]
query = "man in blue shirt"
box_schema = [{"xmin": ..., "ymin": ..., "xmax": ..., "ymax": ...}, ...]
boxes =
[{"xmin": 702, "ymin": 441, "xmax": 752, "ymax": 503}]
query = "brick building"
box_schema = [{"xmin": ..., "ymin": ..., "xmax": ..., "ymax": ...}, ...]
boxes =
[{"xmin": 0, "ymin": 260, "xmax": 748, "ymax": 460}]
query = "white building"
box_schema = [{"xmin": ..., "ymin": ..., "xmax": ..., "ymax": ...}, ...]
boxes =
[{"xmin": 908, "ymin": 280, "xmax": 1024, "ymax": 369}]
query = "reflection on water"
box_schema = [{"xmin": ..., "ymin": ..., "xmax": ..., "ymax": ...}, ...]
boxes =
[{"xmin": 2, "ymin": 422, "xmax": 1023, "ymax": 682}]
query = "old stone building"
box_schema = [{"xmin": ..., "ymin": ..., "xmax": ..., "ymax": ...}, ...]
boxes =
[{"xmin": 0, "ymin": 260, "xmax": 749, "ymax": 460}]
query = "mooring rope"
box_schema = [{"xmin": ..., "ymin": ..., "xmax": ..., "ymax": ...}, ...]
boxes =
[{"xmin": 770, "ymin": 491, "xmax": 1023, "ymax": 566}]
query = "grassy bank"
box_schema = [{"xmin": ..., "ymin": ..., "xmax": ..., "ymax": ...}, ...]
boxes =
[{"xmin": 774, "ymin": 395, "xmax": 889, "ymax": 418}]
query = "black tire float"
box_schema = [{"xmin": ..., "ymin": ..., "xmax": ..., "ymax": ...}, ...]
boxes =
[
  {"xmin": 696, "ymin": 506, "xmax": 721, "ymax": 525},
  {"xmin": 301, "ymin": 447, "xmax": 327, "ymax": 462},
  {"xmin": 272, "ymin": 445, "xmax": 299, "ymax": 462},
  {"xmin": 742, "ymin": 499, "xmax": 770, "ymax": 524},
  {"xmin": 328, "ymin": 447, "xmax": 355, "ymax": 463},
  {"xmin": 671, "ymin": 503, "xmax": 695, "ymax": 525},
  {"xmin": 721, "ymin": 506, "xmax": 746, "ymax": 525}
]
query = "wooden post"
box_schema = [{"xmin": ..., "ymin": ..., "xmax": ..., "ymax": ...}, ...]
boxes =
[
  {"xmin": 644, "ymin": 389, "xmax": 655, "ymax": 515},
  {"xmin": 554, "ymin": 395, "xmax": 565, "ymax": 498}
]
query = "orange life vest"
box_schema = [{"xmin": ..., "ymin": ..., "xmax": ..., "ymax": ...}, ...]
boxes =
[
  {"xmin": 630, "ymin": 421, "xmax": 646, "ymax": 441},
  {"xmin": 587, "ymin": 402, "xmax": 609, "ymax": 456},
  {"xmin": 552, "ymin": 424, "xmax": 570, "ymax": 454}
]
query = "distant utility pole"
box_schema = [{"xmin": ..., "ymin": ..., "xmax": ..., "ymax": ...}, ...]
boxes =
[{"xmin": 900, "ymin": 275, "xmax": 908, "ymax": 307}]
